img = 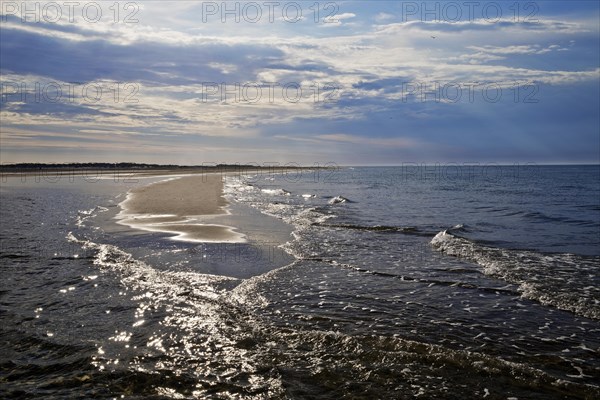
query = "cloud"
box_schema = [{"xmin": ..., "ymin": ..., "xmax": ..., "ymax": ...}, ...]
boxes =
[
  {"xmin": 375, "ymin": 19, "xmax": 590, "ymax": 35},
  {"xmin": 1, "ymin": 3, "xmax": 598, "ymax": 164},
  {"xmin": 323, "ymin": 12, "xmax": 356, "ymax": 26},
  {"xmin": 467, "ymin": 44, "xmax": 569, "ymax": 55},
  {"xmin": 316, "ymin": 133, "xmax": 419, "ymax": 148},
  {"xmin": 0, "ymin": 26, "xmax": 284, "ymax": 85},
  {"xmin": 374, "ymin": 13, "xmax": 395, "ymax": 23}
]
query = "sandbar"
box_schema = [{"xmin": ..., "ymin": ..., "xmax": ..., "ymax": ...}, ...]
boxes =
[{"xmin": 118, "ymin": 174, "xmax": 246, "ymax": 243}]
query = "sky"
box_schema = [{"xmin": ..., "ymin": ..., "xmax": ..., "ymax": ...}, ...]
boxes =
[{"xmin": 1, "ymin": 0, "xmax": 599, "ymax": 165}]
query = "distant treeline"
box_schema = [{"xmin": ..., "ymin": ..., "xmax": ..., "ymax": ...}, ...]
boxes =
[
  {"xmin": 1, "ymin": 163, "xmax": 178, "ymax": 170},
  {"xmin": 0, "ymin": 163, "xmax": 309, "ymax": 171}
]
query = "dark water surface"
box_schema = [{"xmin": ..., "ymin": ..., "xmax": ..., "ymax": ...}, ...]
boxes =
[{"xmin": 1, "ymin": 166, "xmax": 599, "ymax": 399}]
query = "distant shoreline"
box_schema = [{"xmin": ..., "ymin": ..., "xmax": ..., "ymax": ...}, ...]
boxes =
[
  {"xmin": 0, "ymin": 162, "xmax": 326, "ymax": 170},
  {"xmin": 0, "ymin": 163, "xmax": 331, "ymax": 178}
]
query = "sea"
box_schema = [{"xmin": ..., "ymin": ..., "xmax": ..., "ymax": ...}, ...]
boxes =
[{"xmin": 1, "ymin": 165, "xmax": 599, "ymax": 399}]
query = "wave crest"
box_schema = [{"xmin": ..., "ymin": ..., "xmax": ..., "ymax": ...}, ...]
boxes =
[{"xmin": 431, "ymin": 230, "xmax": 600, "ymax": 320}]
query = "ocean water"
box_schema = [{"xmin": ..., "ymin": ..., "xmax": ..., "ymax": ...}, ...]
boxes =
[{"xmin": 1, "ymin": 165, "xmax": 599, "ymax": 399}]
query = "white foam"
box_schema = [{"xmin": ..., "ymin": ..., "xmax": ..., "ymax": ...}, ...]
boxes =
[
  {"xmin": 329, "ymin": 196, "xmax": 349, "ymax": 204},
  {"xmin": 261, "ymin": 188, "xmax": 291, "ymax": 196},
  {"xmin": 430, "ymin": 230, "xmax": 600, "ymax": 320}
]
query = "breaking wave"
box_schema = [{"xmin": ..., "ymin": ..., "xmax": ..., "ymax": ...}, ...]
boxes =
[{"xmin": 431, "ymin": 230, "xmax": 600, "ymax": 320}]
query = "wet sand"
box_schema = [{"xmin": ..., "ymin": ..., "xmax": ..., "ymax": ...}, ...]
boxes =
[{"xmin": 118, "ymin": 174, "xmax": 246, "ymax": 243}]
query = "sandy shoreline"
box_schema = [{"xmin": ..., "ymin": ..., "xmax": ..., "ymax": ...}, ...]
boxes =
[
  {"xmin": 122, "ymin": 175, "xmax": 227, "ymax": 216},
  {"xmin": 0, "ymin": 166, "xmax": 325, "ymax": 179},
  {"xmin": 117, "ymin": 174, "xmax": 246, "ymax": 243}
]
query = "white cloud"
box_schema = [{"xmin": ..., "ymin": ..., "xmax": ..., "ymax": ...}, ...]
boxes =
[
  {"xmin": 374, "ymin": 18, "xmax": 591, "ymax": 35},
  {"xmin": 374, "ymin": 13, "xmax": 395, "ymax": 23},
  {"xmin": 467, "ymin": 44, "xmax": 569, "ymax": 55},
  {"xmin": 323, "ymin": 12, "xmax": 356, "ymax": 26},
  {"xmin": 316, "ymin": 134, "xmax": 419, "ymax": 148}
]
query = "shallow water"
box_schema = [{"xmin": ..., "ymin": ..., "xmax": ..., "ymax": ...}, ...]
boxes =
[{"xmin": 1, "ymin": 166, "xmax": 599, "ymax": 399}]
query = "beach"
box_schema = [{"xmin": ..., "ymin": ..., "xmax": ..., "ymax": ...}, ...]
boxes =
[{"xmin": 118, "ymin": 174, "xmax": 246, "ymax": 243}]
